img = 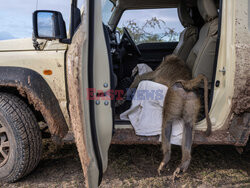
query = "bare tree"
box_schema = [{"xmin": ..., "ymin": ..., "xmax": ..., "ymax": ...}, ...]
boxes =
[{"xmin": 118, "ymin": 17, "xmax": 179, "ymax": 44}]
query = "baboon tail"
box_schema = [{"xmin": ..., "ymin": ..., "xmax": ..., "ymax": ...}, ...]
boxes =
[{"xmin": 201, "ymin": 75, "xmax": 212, "ymax": 136}]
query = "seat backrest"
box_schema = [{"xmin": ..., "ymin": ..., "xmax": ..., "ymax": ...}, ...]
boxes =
[
  {"xmin": 173, "ymin": 2, "xmax": 198, "ymax": 61},
  {"xmin": 186, "ymin": 0, "xmax": 218, "ymax": 83}
]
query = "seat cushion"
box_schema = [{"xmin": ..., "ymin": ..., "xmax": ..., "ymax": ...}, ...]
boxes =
[
  {"xmin": 172, "ymin": 1, "xmax": 198, "ymax": 61},
  {"xmin": 173, "ymin": 26, "xmax": 198, "ymax": 61},
  {"xmin": 198, "ymin": 0, "xmax": 218, "ymax": 22},
  {"xmin": 186, "ymin": 18, "xmax": 218, "ymax": 83}
]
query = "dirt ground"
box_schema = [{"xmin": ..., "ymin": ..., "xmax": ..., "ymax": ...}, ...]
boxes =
[{"xmin": 1, "ymin": 138, "xmax": 249, "ymax": 188}]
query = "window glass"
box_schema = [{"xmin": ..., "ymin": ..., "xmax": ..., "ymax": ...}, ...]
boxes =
[
  {"xmin": 78, "ymin": 0, "xmax": 84, "ymax": 11},
  {"xmin": 102, "ymin": 0, "xmax": 114, "ymax": 25},
  {"xmin": 117, "ymin": 8, "xmax": 184, "ymax": 44},
  {"xmin": 0, "ymin": 0, "xmax": 77, "ymax": 40}
]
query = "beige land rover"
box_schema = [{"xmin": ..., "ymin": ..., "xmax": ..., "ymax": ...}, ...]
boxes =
[{"xmin": 0, "ymin": 0, "xmax": 249, "ymax": 187}]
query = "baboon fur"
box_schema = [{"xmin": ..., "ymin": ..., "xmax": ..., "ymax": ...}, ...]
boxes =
[{"xmin": 118, "ymin": 55, "xmax": 212, "ymax": 177}]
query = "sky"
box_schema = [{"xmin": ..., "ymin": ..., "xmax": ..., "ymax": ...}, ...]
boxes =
[
  {"xmin": 0, "ymin": 0, "xmax": 73, "ymax": 40},
  {"xmin": 0, "ymin": 0, "xmax": 183, "ymax": 40}
]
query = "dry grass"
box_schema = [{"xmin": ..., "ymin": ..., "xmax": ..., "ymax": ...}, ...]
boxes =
[{"xmin": 1, "ymin": 139, "xmax": 249, "ymax": 188}]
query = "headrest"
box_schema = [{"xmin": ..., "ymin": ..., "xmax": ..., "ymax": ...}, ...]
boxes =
[
  {"xmin": 197, "ymin": 0, "xmax": 218, "ymax": 22},
  {"xmin": 177, "ymin": 1, "xmax": 194, "ymax": 27}
]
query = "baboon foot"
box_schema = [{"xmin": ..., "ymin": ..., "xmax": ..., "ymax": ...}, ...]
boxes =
[
  {"xmin": 157, "ymin": 162, "xmax": 167, "ymax": 175},
  {"xmin": 172, "ymin": 162, "xmax": 189, "ymax": 180},
  {"xmin": 172, "ymin": 167, "xmax": 182, "ymax": 181}
]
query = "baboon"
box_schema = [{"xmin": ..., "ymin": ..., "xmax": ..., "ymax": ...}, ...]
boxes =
[
  {"xmin": 116, "ymin": 55, "xmax": 212, "ymax": 177},
  {"xmin": 158, "ymin": 74, "xmax": 211, "ymax": 178},
  {"xmin": 116, "ymin": 55, "xmax": 192, "ymax": 104}
]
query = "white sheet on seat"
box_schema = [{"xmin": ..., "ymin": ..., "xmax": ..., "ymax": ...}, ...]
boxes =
[
  {"xmin": 120, "ymin": 80, "xmax": 183, "ymax": 145},
  {"xmin": 131, "ymin": 63, "xmax": 153, "ymax": 77}
]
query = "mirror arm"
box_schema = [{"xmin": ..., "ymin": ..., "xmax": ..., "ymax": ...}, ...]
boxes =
[
  {"xmin": 59, "ymin": 0, "xmax": 78, "ymax": 44},
  {"xmin": 60, "ymin": 38, "xmax": 71, "ymax": 44}
]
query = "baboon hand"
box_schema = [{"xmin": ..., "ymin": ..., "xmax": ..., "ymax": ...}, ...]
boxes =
[{"xmin": 115, "ymin": 98, "xmax": 126, "ymax": 107}]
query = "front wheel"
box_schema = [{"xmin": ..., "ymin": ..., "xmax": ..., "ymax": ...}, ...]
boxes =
[{"xmin": 0, "ymin": 92, "xmax": 42, "ymax": 182}]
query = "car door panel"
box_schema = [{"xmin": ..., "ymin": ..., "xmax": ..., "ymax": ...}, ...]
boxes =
[
  {"xmin": 66, "ymin": 0, "xmax": 113, "ymax": 187},
  {"xmin": 138, "ymin": 42, "xmax": 178, "ymax": 69},
  {"xmin": 120, "ymin": 42, "xmax": 178, "ymax": 78}
]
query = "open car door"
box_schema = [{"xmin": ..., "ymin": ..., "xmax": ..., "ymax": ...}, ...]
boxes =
[{"xmin": 66, "ymin": 0, "xmax": 114, "ymax": 187}]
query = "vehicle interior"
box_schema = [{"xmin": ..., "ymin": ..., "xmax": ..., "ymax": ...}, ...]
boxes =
[{"xmin": 102, "ymin": 0, "xmax": 221, "ymax": 123}]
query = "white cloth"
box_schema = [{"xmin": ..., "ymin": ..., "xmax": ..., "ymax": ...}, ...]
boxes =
[
  {"xmin": 120, "ymin": 80, "xmax": 183, "ymax": 145},
  {"xmin": 159, "ymin": 119, "xmax": 184, "ymax": 145},
  {"xmin": 131, "ymin": 63, "xmax": 153, "ymax": 77}
]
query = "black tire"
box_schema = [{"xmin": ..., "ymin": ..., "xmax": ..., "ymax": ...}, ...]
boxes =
[{"xmin": 0, "ymin": 92, "xmax": 42, "ymax": 182}]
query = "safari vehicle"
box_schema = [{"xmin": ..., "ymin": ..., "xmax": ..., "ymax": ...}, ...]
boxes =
[{"xmin": 0, "ymin": 0, "xmax": 249, "ymax": 187}]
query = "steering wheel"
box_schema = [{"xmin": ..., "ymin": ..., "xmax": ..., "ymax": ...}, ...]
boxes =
[{"xmin": 122, "ymin": 27, "xmax": 141, "ymax": 56}]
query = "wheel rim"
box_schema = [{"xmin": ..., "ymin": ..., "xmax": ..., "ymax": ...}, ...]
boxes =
[{"xmin": 0, "ymin": 124, "xmax": 10, "ymax": 167}]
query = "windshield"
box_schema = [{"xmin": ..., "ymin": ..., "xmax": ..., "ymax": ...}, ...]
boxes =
[
  {"xmin": 102, "ymin": 0, "xmax": 114, "ymax": 25},
  {"xmin": 117, "ymin": 8, "xmax": 184, "ymax": 44}
]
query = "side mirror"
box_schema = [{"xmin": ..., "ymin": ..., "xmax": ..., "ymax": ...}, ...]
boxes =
[{"xmin": 33, "ymin": 10, "xmax": 67, "ymax": 40}]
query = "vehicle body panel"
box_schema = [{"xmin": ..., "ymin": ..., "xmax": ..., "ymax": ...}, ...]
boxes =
[
  {"xmin": 0, "ymin": 38, "xmax": 70, "ymax": 126},
  {"xmin": 227, "ymin": 0, "xmax": 250, "ymax": 145},
  {"xmin": 231, "ymin": 0, "xmax": 250, "ymax": 115},
  {"xmin": 0, "ymin": 67, "xmax": 68, "ymax": 139}
]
